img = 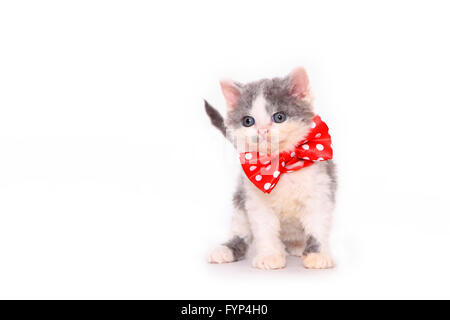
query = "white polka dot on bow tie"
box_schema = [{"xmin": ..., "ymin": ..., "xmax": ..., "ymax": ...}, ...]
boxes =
[
  {"xmin": 273, "ymin": 171, "xmax": 280, "ymax": 178},
  {"xmin": 255, "ymin": 175, "xmax": 262, "ymax": 181},
  {"xmin": 264, "ymin": 183, "xmax": 271, "ymax": 190},
  {"xmin": 291, "ymin": 152, "xmax": 296, "ymax": 157},
  {"xmin": 316, "ymin": 144, "xmax": 324, "ymax": 151},
  {"xmin": 250, "ymin": 165, "xmax": 257, "ymax": 171},
  {"xmin": 245, "ymin": 153, "xmax": 252, "ymax": 160},
  {"xmin": 311, "ymin": 121, "xmax": 316, "ymax": 128},
  {"xmin": 302, "ymin": 144, "xmax": 309, "ymax": 150},
  {"xmin": 317, "ymin": 157, "xmax": 324, "ymax": 161},
  {"xmin": 303, "ymin": 157, "xmax": 310, "ymax": 160},
  {"xmin": 281, "ymin": 162, "xmax": 285, "ymax": 167},
  {"xmin": 315, "ymin": 133, "xmax": 321, "ymax": 138}
]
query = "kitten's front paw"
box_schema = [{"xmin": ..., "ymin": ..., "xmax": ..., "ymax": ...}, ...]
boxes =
[
  {"xmin": 302, "ymin": 253, "xmax": 335, "ymax": 269},
  {"xmin": 208, "ymin": 245, "xmax": 234, "ymax": 264},
  {"xmin": 252, "ymin": 252, "xmax": 286, "ymax": 270}
]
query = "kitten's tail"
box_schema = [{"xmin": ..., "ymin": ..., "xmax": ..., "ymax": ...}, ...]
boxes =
[{"xmin": 204, "ymin": 100, "xmax": 226, "ymax": 136}]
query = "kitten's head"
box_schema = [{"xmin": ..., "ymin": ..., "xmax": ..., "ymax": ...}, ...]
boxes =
[{"xmin": 220, "ymin": 67, "xmax": 315, "ymax": 154}]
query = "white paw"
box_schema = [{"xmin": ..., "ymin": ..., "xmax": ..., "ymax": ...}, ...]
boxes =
[
  {"xmin": 208, "ymin": 245, "xmax": 234, "ymax": 264},
  {"xmin": 302, "ymin": 253, "xmax": 335, "ymax": 269},
  {"xmin": 252, "ymin": 252, "xmax": 286, "ymax": 270}
]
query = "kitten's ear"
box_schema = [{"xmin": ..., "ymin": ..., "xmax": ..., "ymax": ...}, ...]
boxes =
[
  {"xmin": 220, "ymin": 79, "xmax": 241, "ymax": 110},
  {"xmin": 289, "ymin": 67, "xmax": 311, "ymax": 100}
]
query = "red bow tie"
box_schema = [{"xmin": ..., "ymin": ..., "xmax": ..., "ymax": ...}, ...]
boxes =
[{"xmin": 240, "ymin": 115, "xmax": 333, "ymax": 193}]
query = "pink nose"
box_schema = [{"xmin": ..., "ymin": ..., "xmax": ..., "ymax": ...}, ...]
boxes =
[
  {"xmin": 258, "ymin": 123, "xmax": 271, "ymax": 133},
  {"xmin": 258, "ymin": 128, "xmax": 269, "ymax": 139}
]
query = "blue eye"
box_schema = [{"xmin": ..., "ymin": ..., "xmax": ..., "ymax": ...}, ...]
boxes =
[
  {"xmin": 242, "ymin": 116, "xmax": 255, "ymax": 127},
  {"xmin": 272, "ymin": 112, "xmax": 287, "ymax": 123}
]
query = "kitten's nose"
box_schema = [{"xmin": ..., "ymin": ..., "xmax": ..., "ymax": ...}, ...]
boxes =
[
  {"xmin": 258, "ymin": 128, "xmax": 270, "ymax": 139},
  {"xmin": 258, "ymin": 123, "xmax": 271, "ymax": 133}
]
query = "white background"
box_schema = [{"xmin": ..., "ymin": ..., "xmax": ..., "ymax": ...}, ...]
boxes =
[{"xmin": 1, "ymin": 0, "xmax": 450, "ymax": 299}]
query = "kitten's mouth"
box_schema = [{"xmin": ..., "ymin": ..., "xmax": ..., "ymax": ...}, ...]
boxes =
[
  {"xmin": 255, "ymin": 137, "xmax": 285, "ymax": 144},
  {"xmin": 252, "ymin": 135, "xmax": 285, "ymax": 155}
]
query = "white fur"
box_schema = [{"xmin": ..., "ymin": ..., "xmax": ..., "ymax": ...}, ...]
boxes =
[
  {"xmin": 251, "ymin": 94, "xmax": 271, "ymax": 127},
  {"xmin": 248, "ymin": 163, "xmax": 334, "ymax": 269},
  {"xmin": 245, "ymin": 162, "xmax": 334, "ymax": 257},
  {"xmin": 245, "ymin": 190, "xmax": 287, "ymax": 269},
  {"xmin": 229, "ymin": 207, "xmax": 252, "ymax": 241}
]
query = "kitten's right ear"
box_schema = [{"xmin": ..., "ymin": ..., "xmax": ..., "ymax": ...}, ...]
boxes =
[
  {"xmin": 220, "ymin": 79, "xmax": 241, "ymax": 110},
  {"xmin": 289, "ymin": 67, "xmax": 311, "ymax": 100}
]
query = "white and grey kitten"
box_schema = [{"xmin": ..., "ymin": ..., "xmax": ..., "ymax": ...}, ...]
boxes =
[{"xmin": 205, "ymin": 67, "xmax": 337, "ymax": 269}]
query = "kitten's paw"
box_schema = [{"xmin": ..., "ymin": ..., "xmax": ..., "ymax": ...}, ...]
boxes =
[
  {"xmin": 301, "ymin": 253, "xmax": 335, "ymax": 269},
  {"xmin": 208, "ymin": 245, "xmax": 234, "ymax": 264},
  {"xmin": 252, "ymin": 252, "xmax": 286, "ymax": 270}
]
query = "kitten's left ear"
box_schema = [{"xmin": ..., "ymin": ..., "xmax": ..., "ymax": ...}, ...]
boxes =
[
  {"xmin": 289, "ymin": 67, "xmax": 312, "ymax": 100},
  {"xmin": 220, "ymin": 79, "xmax": 242, "ymax": 110}
]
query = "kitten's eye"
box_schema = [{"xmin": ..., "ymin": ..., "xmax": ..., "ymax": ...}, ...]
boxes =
[
  {"xmin": 242, "ymin": 116, "xmax": 255, "ymax": 127},
  {"xmin": 272, "ymin": 112, "xmax": 287, "ymax": 123}
]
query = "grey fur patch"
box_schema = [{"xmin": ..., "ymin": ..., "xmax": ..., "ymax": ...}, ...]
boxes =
[
  {"xmin": 263, "ymin": 77, "xmax": 315, "ymax": 123},
  {"xmin": 225, "ymin": 81, "xmax": 259, "ymax": 128},
  {"xmin": 325, "ymin": 160, "xmax": 338, "ymax": 203},
  {"xmin": 224, "ymin": 236, "xmax": 248, "ymax": 261},
  {"xmin": 225, "ymin": 77, "xmax": 314, "ymax": 129},
  {"xmin": 303, "ymin": 236, "xmax": 320, "ymax": 255},
  {"xmin": 232, "ymin": 179, "xmax": 246, "ymax": 212},
  {"xmin": 204, "ymin": 100, "xmax": 226, "ymax": 136}
]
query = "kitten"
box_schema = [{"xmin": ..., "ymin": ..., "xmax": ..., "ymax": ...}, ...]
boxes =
[{"xmin": 205, "ymin": 67, "xmax": 337, "ymax": 269}]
